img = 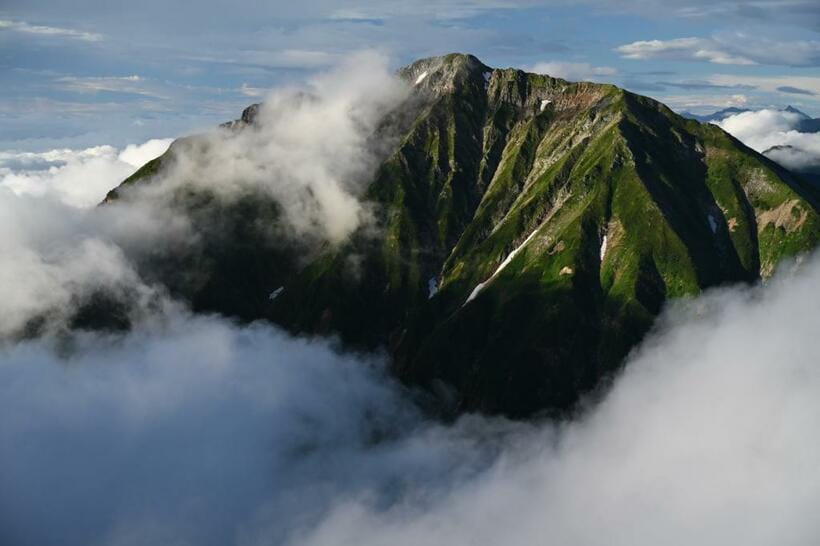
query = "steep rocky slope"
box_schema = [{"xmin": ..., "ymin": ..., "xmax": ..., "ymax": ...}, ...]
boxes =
[{"xmin": 108, "ymin": 53, "xmax": 820, "ymax": 416}]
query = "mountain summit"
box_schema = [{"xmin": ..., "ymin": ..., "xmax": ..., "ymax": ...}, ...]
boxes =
[{"xmin": 107, "ymin": 53, "xmax": 820, "ymax": 416}]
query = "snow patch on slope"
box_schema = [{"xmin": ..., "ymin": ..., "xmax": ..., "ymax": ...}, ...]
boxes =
[
  {"xmin": 415, "ymin": 71, "xmax": 429, "ymax": 85},
  {"xmin": 428, "ymin": 277, "xmax": 438, "ymax": 298},
  {"xmin": 540, "ymin": 99, "xmax": 551, "ymax": 112},
  {"xmin": 464, "ymin": 226, "xmax": 541, "ymax": 306},
  {"xmin": 269, "ymin": 286, "xmax": 284, "ymax": 300},
  {"xmin": 600, "ymin": 235, "xmax": 608, "ymax": 261},
  {"xmin": 464, "ymin": 281, "xmax": 487, "ymax": 305}
]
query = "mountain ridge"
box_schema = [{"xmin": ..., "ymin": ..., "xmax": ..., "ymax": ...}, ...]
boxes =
[{"xmin": 105, "ymin": 53, "xmax": 820, "ymax": 416}]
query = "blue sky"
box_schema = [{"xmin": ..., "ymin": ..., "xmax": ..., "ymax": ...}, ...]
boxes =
[{"xmin": 2, "ymin": 0, "xmax": 819, "ymax": 150}]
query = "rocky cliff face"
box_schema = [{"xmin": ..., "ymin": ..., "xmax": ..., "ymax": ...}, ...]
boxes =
[{"xmin": 107, "ymin": 53, "xmax": 820, "ymax": 417}]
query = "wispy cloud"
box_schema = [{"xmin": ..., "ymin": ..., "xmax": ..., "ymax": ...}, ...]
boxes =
[
  {"xmin": 0, "ymin": 19, "xmax": 102, "ymax": 42},
  {"xmin": 55, "ymin": 75, "xmax": 169, "ymax": 99},
  {"xmin": 616, "ymin": 37, "xmax": 755, "ymax": 65},
  {"xmin": 709, "ymin": 74, "xmax": 820, "ymax": 100},
  {"xmin": 239, "ymin": 83, "xmax": 266, "ymax": 97},
  {"xmin": 776, "ymin": 85, "xmax": 817, "ymax": 96},
  {"xmin": 655, "ymin": 80, "xmax": 755, "ymax": 91},
  {"xmin": 617, "ymin": 35, "xmax": 820, "ymax": 67}
]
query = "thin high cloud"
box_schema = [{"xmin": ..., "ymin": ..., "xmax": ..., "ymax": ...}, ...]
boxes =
[
  {"xmin": 0, "ymin": 19, "xmax": 101, "ymax": 41},
  {"xmin": 617, "ymin": 37, "xmax": 756, "ymax": 65},
  {"xmin": 617, "ymin": 36, "xmax": 820, "ymax": 67},
  {"xmin": 708, "ymin": 74, "xmax": 820, "ymax": 101},
  {"xmin": 777, "ymin": 86, "xmax": 817, "ymax": 96},
  {"xmin": 55, "ymin": 75, "xmax": 169, "ymax": 99}
]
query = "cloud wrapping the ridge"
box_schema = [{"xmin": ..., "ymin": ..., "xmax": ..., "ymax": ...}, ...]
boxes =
[
  {"xmin": 0, "ymin": 188, "xmax": 182, "ymax": 338},
  {"xmin": 717, "ymin": 109, "xmax": 820, "ymax": 173},
  {"xmin": 0, "ymin": 139, "xmax": 192, "ymax": 338},
  {"xmin": 0, "ymin": 51, "xmax": 411, "ymax": 337},
  {"xmin": 126, "ymin": 51, "xmax": 410, "ymax": 245}
]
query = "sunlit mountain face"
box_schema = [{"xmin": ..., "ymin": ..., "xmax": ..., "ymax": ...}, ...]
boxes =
[{"xmin": 1, "ymin": 2, "xmax": 820, "ymax": 545}]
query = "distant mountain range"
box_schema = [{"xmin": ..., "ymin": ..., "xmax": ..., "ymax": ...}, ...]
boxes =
[{"xmin": 103, "ymin": 54, "xmax": 820, "ymax": 417}]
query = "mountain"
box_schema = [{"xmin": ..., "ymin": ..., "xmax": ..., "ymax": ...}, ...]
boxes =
[
  {"xmin": 680, "ymin": 107, "xmax": 750, "ymax": 123},
  {"xmin": 106, "ymin": 53, "xmax": 820, "ymax": 417},
  {"xmin": 781, "ymin": 106, "xmax": 820, "ymax": 133}
]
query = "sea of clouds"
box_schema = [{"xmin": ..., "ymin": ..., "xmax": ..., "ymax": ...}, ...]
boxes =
[{"xmin": 1, "ymin": 56, "xmax": 819, "ymax": 546}]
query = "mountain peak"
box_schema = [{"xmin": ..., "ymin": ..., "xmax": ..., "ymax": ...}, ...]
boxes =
[
  {"xmin": 397, "ymin": 53, "xmax": 492, "ymax": 92},
  {"xmin": 784, "ymin": 105, "xmax": 810, "ymax": 118}
]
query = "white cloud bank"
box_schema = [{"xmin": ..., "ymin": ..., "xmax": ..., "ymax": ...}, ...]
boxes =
[
  {"xmin": 0, "ymin": 139, "xmax": 172, "ymax": 208},
  {"xmin": 717, "ymin": 109, "xmax": 820, "ymax": 174},
  {"xmin": 0, "ymin": 135, "xmax": 194, "ymax": 339}
]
